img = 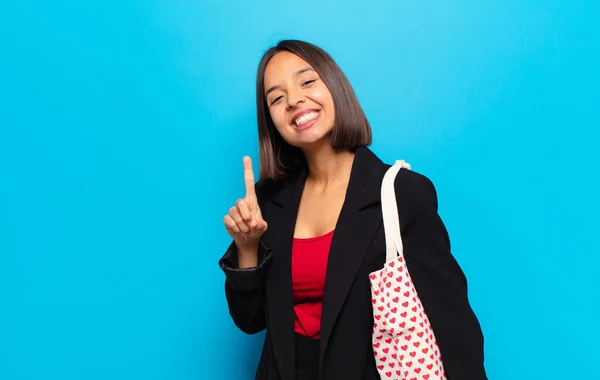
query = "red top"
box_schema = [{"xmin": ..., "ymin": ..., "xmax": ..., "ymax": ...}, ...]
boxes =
[{"xmin": 291, "ymin": 230, "xmax": 334, "ymax": 338}]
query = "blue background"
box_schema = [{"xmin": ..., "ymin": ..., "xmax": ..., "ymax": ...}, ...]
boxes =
[{"xmin": 1, "ymin": 1, "xmax": 598, "ymax": 379}]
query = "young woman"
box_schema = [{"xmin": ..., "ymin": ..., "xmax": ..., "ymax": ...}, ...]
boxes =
[{"xmin": 218, "ymin": 40, "xmax": 487, "ymax": 380}]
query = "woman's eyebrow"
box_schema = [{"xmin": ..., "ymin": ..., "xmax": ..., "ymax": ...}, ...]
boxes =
[{"xmin": 265, "ymin": 68, "xmax": 316, "ymax": 96}]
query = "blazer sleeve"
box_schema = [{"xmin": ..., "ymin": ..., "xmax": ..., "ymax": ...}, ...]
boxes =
[
  {"xmin": 396, "ymin": 170, "xmax": 487, "ymax": 380},
  {"xmin": 218, "ymin": 239, "xmax": 273, "ymax": 334}
]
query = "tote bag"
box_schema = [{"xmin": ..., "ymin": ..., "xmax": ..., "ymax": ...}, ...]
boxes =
[{"xmin": 369, "ymin": 160, "xmax": 447, "ymax": 380}]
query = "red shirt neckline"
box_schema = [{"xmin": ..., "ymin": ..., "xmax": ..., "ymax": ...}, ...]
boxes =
[{"xmin": 293, "ymin": 229, "xmax": 335, "ymax": 242}]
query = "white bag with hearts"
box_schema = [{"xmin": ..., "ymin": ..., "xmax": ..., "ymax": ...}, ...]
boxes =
[{"xmin": 369, "ymin": 160, "xmax": 447, "ymax": 380}]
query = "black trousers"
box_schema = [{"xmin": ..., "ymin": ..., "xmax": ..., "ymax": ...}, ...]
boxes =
[{"xmin": 295, "ymin": 334, "xmax": 319, "ymax": 380}]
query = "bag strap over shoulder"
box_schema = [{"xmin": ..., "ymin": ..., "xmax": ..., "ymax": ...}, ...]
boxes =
[{"xmin": 381, "ymin": 160, "xmax": 411, "ymax": 263}]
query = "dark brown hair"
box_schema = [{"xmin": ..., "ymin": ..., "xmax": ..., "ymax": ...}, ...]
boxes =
[{"xmin": 256, "ymin": 39, "xmax": 372, "ymax": 181}]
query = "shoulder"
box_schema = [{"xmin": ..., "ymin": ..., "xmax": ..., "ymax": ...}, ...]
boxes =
[
  {"xmin": 253, "ymin": 178, "xmax": 280, "ymax": 200},
  {"xmin": 391, "ymin": 166, "xmax": 439, "ymax": 214}
]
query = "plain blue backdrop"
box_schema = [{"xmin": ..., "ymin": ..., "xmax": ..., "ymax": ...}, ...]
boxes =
[{"xmin": 1, "ymin": 0, "xmax": 598, "ymax": 379}]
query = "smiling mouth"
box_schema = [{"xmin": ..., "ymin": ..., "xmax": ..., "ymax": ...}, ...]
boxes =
[{"xmin": 293, "ymin": 111, "xmax": 320, "ymax": 127}]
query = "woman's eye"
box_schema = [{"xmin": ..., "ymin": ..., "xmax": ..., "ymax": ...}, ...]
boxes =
[
  {"xmin": 270, "ymin": 96, "xmax": 283, "ymax": 106},
  {"xmin": 302, "ymin": 79, "xmax": 316, "ymax": 86}
]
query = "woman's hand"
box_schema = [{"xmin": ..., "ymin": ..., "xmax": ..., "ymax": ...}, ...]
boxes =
[{"xmin": 223, "ymin": 156, "xmax": 268, "ymax": 252}]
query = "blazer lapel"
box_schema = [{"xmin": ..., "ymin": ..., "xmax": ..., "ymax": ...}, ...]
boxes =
[
  {"xmin": 318, "ymin": 147, "xmax": 385, "ymax": 372},
  {"xmin": 263, "ymin": 170, "xmax": 307, "ymax": 380}
]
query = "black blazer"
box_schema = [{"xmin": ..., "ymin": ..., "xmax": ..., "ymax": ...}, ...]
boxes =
[{"xmin": 219, "ymin": 146, "xmax": 487, "ymax": 380}]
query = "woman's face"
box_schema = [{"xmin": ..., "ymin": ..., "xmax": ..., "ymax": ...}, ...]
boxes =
[{"xmin": 263, "ymin": 51, "xmax": 335, "ymax": 150}]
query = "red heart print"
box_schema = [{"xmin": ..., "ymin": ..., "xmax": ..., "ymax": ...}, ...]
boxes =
[
  {"xmin": 401, "ymin": 345, "xmax": 408, "ymax": 351},
  {"xmin": 389, "ymin": 261, "xmax": 395, "ymax": 267},
  {"xmin": 404, "ymin": 335, "xmax": 412, "ymax": 341},
  {"xmin": 375, "ymin": 315, "xmax": 381, "ymax": 320},
  {"xmin": 383, "ymin": 347, "xmax": 389, "ymax": 353},
  {"xmin": 422, "ymin": 348, "xmax": 429, "ymax": 354},
  {"xmin": 403, "ymin": 291, "xmax": 410, "ymax": 297},
  {"xmin": 409, "ymin": 351, "xmax": 416, "ymax": 357},
  {"xmin": 378, "ymin": 306, "xmax": 384, "ymax": 311},
  {"xmin": 424, "ymin": 375, "xmax": 430, "ymax": 380},
  {"xmin": 391, "ymin": 307, "xmax": 398, "ymax": 313},
  {"xmin": 393, "ymin": 297, "xmax": 400, "ymax": 303},
  {"xmin": 405, "ymin": 361, "xmax": 413, "ymax": 367},
  {"xmin": 410, "ymin": 317, "xmax": 417, "ymax": 322},
  {"xmin": 394, "ymin": 287, "xmax": 401, "ymax": 292},
  {"xmin": 399, "ymin": 321, "xmax": 406, "ymax": 328},
  {"xmin": 377, "ymin": 365, "xmax": 384, "ymax": 370},
  {"xmin": 400, "ymin": 311, "xmax": 407, "ymax": 318},
  {"xmin": 390, "ymin": 317, "xmax": 396, "ymax": 323},
  {"xmin": 385, "ymin": 371, "xmax": 392, "ymax": 378},
  {"xmin": 415, "ymin": 368, "xmax": 421, "ymax": 374},
  {"xmin": 427, "ymin": 364, "xmax": 433, "ymax": 370},
  {"xmin": 418, "ymin": 358, "xmax": 425, "ymax": 364},
  {"xmin": 402, "ymin": 302, "xmax": 409, "ymax": 307},
  {"xmin": 380, "ymin": 356, "xmax": 387, "ymax": 362},
  {"xmin": 413, "ymin": 342, "xmax": 420, "ymax": 348},
  {"xmin": 374, "ymin": 342, "xmax": 381, "ymax": 348},
  {"xmin": 417, "ymin": 332, "xmax": 424, "ymax": 338},
  {"xmin": 385, "ymin": 338, "xmax": 393, "ymax": 344}
]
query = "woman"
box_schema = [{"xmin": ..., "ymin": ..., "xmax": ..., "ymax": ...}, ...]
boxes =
[{"xmin": 218, "ymin": 40, "xmax": 487, "ymax": 380}]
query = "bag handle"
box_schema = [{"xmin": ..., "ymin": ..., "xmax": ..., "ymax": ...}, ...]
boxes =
[{"xmin": 381, "ymin": 160, "xmax": 411, "ymax": 262}]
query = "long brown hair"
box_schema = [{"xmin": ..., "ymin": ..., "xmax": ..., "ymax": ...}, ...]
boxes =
[{"xmin": 256, "ymin": 40, "xmax": 372, "ymax": 181}]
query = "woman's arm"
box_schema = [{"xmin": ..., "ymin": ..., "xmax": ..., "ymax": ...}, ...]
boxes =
[
  {"xmin": 219, "ymin": 239, "xmax": 273, "ymax": 334},
  {"xmin": 396, "ymin": 170, "xmax": 487, "ymax": 380}
]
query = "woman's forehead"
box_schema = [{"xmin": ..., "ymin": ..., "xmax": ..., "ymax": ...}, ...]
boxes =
[{"xmin": 264, "ymin": 52, "xmax": 313, "ymax": 81}]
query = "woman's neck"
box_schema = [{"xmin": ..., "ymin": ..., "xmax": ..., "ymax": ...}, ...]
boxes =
[{"xmin": 303, "ymin": 143, "xmax": 355, "ymax": 189}]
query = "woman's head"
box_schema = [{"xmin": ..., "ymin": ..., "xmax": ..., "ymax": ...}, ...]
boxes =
[{"xmin": 256, "ymin": 40, "xmax": 371, "ymax": 180}]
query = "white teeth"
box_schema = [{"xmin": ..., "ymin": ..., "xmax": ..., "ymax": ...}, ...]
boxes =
[{"xmin": 294, "ymin": 112, "xmax": 319, "ymax": 126}]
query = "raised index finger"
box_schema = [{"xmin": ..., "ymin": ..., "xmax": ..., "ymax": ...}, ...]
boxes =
[{"xmin": 243, "ymin": 156, "xmax": 256, "ymax": 198}]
